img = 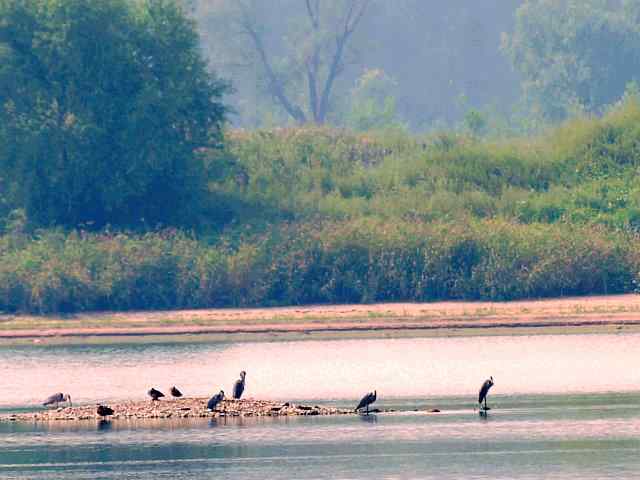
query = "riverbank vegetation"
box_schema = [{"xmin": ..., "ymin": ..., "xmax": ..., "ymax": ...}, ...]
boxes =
[
  {"xmin": 3, "ymin": 97, "xmax": 640, "ymax": 313},
  {"xmin": 3, "ymin": 0, "xmax": 640, "ymax": 314}
]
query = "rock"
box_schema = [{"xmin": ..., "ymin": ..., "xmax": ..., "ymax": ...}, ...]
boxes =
[{"xmin": 1, "ymin": 397, "xmax": 356, "ymax": 422}]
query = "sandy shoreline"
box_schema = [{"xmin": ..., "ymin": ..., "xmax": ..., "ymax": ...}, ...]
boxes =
[{"xmin": 2, "ymin": 294, "xmax": 640, "ymax": 344}]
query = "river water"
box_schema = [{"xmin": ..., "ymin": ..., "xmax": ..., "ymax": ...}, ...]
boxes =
[{"xmin": 1, "ymin": 333, "xmax": 640, "ymax": 478}]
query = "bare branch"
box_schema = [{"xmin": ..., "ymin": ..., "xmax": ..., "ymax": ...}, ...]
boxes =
[
  {"xmin": 317, "ymin": 0, "xmax": 372, "ymax": 122},
  {"xmin": 343, "ymin": 1, "xmax": 356, "ymax": 35},
  {"xmin": 237, "ymin": 3, "xmax": 306, "ymax": 123},
  {"xmin": 304, "ymin": 0, "xmax": 323, "ymax": 121},
  {"xmin": 305, "ymin": 0, "xmax": 320, "ymax": 29},
  {"xmin": 346, "ymin": 0, "xmax": 371, "ymax": 35}
]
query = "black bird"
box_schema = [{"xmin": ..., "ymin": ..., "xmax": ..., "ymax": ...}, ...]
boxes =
[
  {"xmin": 148, "ymin": 388, "xmax": 165, "ymax": 401},
  {"xmin": 478, "ymin": 376, "xmax": 494, "ymax": 411},
  {"xmin": 207, "ymin": 390, "xmax": 225, "ymax": 411},
  {"xmin": 233, "ymin": 371, "xmax": 246, "ymax": 399},
  {"xmin": 97, "ymin": 405, "xmax": 114, "ymax": 419},
  {"xmin": 43, "ymin": 392, "xmax": 72, "ymax": 408},
  {"xmin": 170, "ymin": 386, "xmax": 183, "ymax": 398},
  {"xmin": 355, "ymin": 390, "xmax": 377, "ymax": 414}
]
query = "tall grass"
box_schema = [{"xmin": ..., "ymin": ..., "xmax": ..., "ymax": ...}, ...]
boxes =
[
  {"xmin": 5, "ymin": 99, "xmax": 640, "ymax": 313},
  {"xmin": 1, "ymin": 220, "xmax": 637, "ymax": 313}
]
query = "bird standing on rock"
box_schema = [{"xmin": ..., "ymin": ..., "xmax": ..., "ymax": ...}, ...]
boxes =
[
  {"xmin": 355, "ymin": 390, "xmax": 377, "ymax": 414},
  {"xmin": 43, "ymin": 393, "xmax": 72, "ymax": 408},
  {"xmin": 233, "ymin": 371, "xmax": 246, "ymax": 399},
  {"xmin": 97, "ymin": 405, "xmax": 114, "ymax": 419},
  {"xmin": 170, "ymin": 386, "xmax": 183, "ymax": 398},
  {"xmin": 207, "ymin": 390, "xmax": 225, "ymax": 411},
  {"xmin": 478, "ymin": 376, "xmax": 494, "ymax": 412},
  {"xmin": 148, "ymin": 388, "xmax": 165, "ymax": 401}
]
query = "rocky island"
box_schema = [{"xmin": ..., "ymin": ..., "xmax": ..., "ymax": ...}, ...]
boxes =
[{"xmin": 1, "ymin": 398, "xmax": 365, "ymax": 423}]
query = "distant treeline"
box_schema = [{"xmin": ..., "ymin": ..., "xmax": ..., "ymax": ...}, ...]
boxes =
[{"xmin": 3, "ymin": 99, "xmax": 640, "ymax": 313}]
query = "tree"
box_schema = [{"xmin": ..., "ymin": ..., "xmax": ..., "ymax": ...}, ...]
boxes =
[
  {"xmin": 463, "ymin": 109, "xmax": 488, "ymax": 138},
  {"xmin": 0, "ymin": 0, "xmax": 229, "ymax": 228},
  {"xmin": 199, "ymin": 0, "xmax": 372, "ymax": 125},
  {"xmin": 503, "ymin": 0, "xmax": 640, "ymax": 121},
  {"xmin": 344, "ymin": 68, "xmax": 404, "ymax": 131}
]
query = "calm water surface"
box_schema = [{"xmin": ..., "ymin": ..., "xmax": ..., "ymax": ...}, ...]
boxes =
[{"xmin": 1, "ymin": 333, "xmax": 639, "ymax": 478}]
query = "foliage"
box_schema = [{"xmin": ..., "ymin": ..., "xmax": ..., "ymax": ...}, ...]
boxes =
[
  {"xmin": 5, "ymin": 93, "xmax": 640, "ymax": 313},
  {"xmin": 1, "ymin": 219, "xmax": 636, "ymax": 313},
  {"xmin": 202, "ymin": 96, "xmax": 640, "ymax": 232},
  {"xmin": 343, "ymin": 69, "xmax": 405, "ymax": 131},
  {"xmin": 463, "ymin": 110, "xmax": 488, "ymax": 138},
  {"xmin": 503, "ymin": 0, "xmax": 640, "ymax": 121},
  {"xmin": 0, "ymin": 0, "xmax": 228, "ymax": 229}
]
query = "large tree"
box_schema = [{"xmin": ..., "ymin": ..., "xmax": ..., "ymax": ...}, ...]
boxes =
[
  {"xmin": 503, "ymin": 0, "xmax": 640, "ymax": 121},
  {"xmin": 199, "ymin": 0, "xmax": 372, "ymax": 125},
  {"xmin": 0, "ymin": 0, "xmax": 228, "ymax": 228}
]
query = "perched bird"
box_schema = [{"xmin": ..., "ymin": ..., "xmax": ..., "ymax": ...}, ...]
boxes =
[
  {"xmin": 97, "ymin": 405, "xmax": 114, "ymax": 419},
  {"xmin": 170, "ymin": 386, "xmax": 183, "ymax": 398},
  {"xmin": 355, "ymin": 390, "xmax": 377, "ymax": 414},
  {"xmin": 207, "ymin": 390, "xmax": 225, "ymax": 411},
  {"xmin": 233, "ymin": 371, "xmax": 246, "ymax": 399},
  {"xmin": 478, "ymin": 376, "xmax": 494, "ymax": 411},
  {"xmin": 43, "ymin": 393, "xmax": 72, "ymax": 408},
  {"xmin": 148, "ymin": 388, "xmax": 165, "ymax": 401}
]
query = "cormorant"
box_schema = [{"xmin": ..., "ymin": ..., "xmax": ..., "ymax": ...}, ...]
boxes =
[
  {"xmin": 148, "ymin": 388, "xmax": 165, "ymax": 401},
  {"xmin": 170, "ymin": 386, "xmax": 183, "ymax": 398},
  {"xmin": 97, "ymin": 405, "xmax": 114, "ymax": 419}
]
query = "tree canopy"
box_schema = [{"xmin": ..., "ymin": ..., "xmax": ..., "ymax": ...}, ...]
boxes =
[
  {"xmin": 503, "ymin": 0, "xmax": 640, "ymax": 121},
  {"xmin": 0, "ymin": 0, "xmax": 229, "ymax": 228}
]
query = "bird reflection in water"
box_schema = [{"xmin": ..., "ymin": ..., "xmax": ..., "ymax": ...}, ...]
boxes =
[
  {"xmin": 359, "ymin": 413, "xmax": 378, "ymax": 424},
  {"xmin": 97, "ymin": 420, "xmax": 112, "ymax": 431},
  {"xmin": 208, "ymin": 417, "xmax": 226, "ymax": 428}
]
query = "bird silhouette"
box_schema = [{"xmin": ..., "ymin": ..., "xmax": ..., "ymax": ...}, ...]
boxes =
[
  {"xmin": 97, "ymin": 405, "xmax": 114, "ymax": 419},
  {"xmin": 233, "ymin": 371, "xmax": 246, "ymax": 399},
  {"xmin": 355, "ymin": 390, "xmax": 377, "ymax": 414},
  {"xmin": 170, "ymin": 386, "xmax": 183, "ymax": 398},
  {"xmin": 478, "ymin": 376, "xmax": 494, "ymax": 411},
  {"xmin": 43, "ymin": 393, "xmax": 72, "ymax": 408},
  {"xmin": 148, "ymin": 388, "xmax": 165, "ymax": 401},
  {"xmin": 207, "ymin": 390, "xmax": 225, "ymax": 411}
]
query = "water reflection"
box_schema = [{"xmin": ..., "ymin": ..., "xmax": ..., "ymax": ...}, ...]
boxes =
[
  {"xmin": 1, "ymin": 394, "xmax": 640, "ymax": 479},
  {"xmin": 97, "ymin": 420, "xmax": 113, "ymax": 432},
  {"xmin": 2, "ymin": 333, "xmax": 640, "ymax": 409},
  {"xmin": 358, "ymin": 414, "xmax": 378, "ymax": 424}
]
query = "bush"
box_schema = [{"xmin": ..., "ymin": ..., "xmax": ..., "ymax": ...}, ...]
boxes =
[{"xmin": 3, "ymin": 219, "xmax": 636, "ymax": 313}]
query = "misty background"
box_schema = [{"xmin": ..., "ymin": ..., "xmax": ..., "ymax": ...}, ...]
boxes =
[
  {"xmin": 190, "ymin": 0, "xmax": 640, "ymax": 133},
  {"xmin": 193, "ymin": 0, "xmax": 520, "ymax": 130}
]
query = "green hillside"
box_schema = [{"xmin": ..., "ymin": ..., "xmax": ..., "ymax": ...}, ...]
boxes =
[{"xmin": 3, "ymin": 99, "xmax": 640, "ymax": 313}]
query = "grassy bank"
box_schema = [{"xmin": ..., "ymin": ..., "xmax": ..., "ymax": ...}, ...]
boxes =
[
  {"xmin": 0, "ymin": 219, "xmax": 638, "ymax": 313},
  {"xmin": 4, "ymin": 99, "xmax": 640, "ymax": 314}
]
